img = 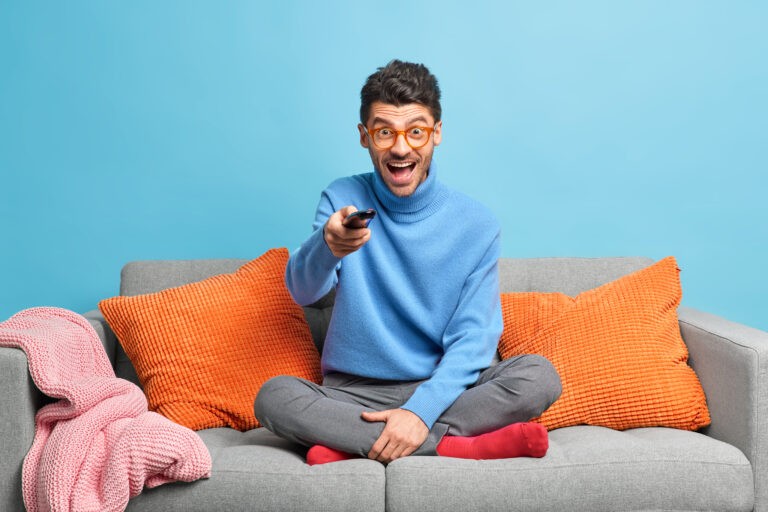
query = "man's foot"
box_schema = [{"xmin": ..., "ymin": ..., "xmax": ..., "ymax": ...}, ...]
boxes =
[
  {"xmin": 436, "ymin": 422, "xmax": 549, "ymax": 460},
  {"xmin": 306, "ymin": 445, "xmax": 358, "ymax": 465}
]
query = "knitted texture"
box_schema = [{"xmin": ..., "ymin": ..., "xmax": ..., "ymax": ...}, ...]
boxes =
[
  {"xmin": 99, "ymin": 248, "xmax": 322, "ymax": 431},
  {"xmin": 0, "ymin": 307, "xmax": 211, "ymax": 512},
  {"xmin": 498, "ymin": 256, "xmax": 711, "ymax": 431},
  {"xmin": 285, "ymin": 166, "xmax": 503, "ymax": 429}
]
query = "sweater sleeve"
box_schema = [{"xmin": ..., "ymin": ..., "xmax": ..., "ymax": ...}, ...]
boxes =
[
  {"xmin": 400, "ymin": 229, "xmax": 504, "ymax": 429},
  {"xmin": 285, "ymin": 190, "xmax": 342, "ymax": 306}
]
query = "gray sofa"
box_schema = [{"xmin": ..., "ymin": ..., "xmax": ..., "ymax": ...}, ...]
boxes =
[{"xmin": 3, "ymin": 256, "xmax": 768, "ymax": 511}]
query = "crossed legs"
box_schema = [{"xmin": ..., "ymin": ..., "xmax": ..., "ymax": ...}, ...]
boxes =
[{"xmin": 254, "ymin": 354, "xmax": 561, "ymax": 462}]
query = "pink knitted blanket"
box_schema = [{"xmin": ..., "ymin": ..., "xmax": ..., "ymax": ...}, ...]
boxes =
[{"xmin": 0, "ymin": 307, "xmax": 212, "ymax": 512}]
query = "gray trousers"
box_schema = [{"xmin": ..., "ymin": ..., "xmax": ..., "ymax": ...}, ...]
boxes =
[{"xmin": 254, "ymin": 354, "xmax": 561, "ymax": 457}]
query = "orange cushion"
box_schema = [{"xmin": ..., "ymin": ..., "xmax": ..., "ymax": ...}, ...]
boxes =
[
  {"xmin": 498, "ymin": 256, "xmax": 710, "ymax": 431},
  {"xmin": 98, "ymin": 248, "xmax": 322, "ymax": 431}
]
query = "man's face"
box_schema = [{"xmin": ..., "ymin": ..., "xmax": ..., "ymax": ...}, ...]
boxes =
[{"xmin": 358, "ymin": 102, "xmax": 442, "ymax": 197}]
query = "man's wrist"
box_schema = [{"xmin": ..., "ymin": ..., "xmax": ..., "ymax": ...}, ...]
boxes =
[{"xmin": 399, "ymin": 406, "xmax": 430, "ymax": 430}]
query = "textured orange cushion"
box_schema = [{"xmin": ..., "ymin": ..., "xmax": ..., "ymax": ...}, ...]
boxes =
[
  {"xmin": 498, "ymin": 256, "xmax": 710, "ymax": 431},
  {"xmin": 98, "ymin": 248, "xmax": 321, "ymax": 431}
]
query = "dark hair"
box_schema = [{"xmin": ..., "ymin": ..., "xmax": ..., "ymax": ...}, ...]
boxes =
[{"xmin": 359, "ymin": 59, "xmax": 442, "ymax": 125}]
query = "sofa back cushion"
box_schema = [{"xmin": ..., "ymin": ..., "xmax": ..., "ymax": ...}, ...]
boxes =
[
  {"xmin": 498, "ymin": 256, "xmax": 654, "ymax": 295},
  {"xmin": 113, "ymin": 256, "xmax": 654, "ymax": 383},
  {"xmin": 119, "ymin": 259, "xmax": 249, "ymax": 295}
]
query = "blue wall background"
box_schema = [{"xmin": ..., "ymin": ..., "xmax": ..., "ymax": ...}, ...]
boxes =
[{"xmin": 1, "ymin": 1, "xmax": 766, "ymax": 331}]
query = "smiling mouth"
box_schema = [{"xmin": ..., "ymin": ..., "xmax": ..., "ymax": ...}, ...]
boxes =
[{"xmin": 386, "ymin": 161, "xmax": 416, "ymax": 182}]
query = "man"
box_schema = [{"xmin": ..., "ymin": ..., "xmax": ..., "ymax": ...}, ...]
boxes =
[{"xmin": 255, "ymin": 60, "xmax": 561, "ymax": 465}]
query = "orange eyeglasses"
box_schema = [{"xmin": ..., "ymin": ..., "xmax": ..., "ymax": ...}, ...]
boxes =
[{"xmin": 365, "ymin": 125, "xmax": 437, "ymax": 150}]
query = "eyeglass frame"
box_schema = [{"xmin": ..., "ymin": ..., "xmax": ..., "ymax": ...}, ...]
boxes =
[{"xmin": 363, "ymin": 124, "xmax": 438, "ymax": 150}]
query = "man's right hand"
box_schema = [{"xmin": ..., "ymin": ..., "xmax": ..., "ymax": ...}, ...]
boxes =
[{"xmin": 324, "ymin": 206, "xmax": 372, "ymax": 258}]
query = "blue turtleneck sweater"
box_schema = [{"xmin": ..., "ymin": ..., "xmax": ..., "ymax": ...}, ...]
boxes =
[{"xmin": 285, "ymin": 164, "xmax": 503, "ymax": 429}]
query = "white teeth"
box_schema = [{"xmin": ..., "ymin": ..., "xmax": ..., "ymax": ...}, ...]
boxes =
[{"xmin": 389, "ymin": 162, "xmax": 413, "ymax": 168}]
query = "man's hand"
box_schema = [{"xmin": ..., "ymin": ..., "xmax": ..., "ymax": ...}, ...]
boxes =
[
  {"xmin": 361, "ymin": 408, "xmax": 429, "ymax": 463},
  {"xmin": 324, "ymin": 206, "xmax": 372, "ymax": 258}
]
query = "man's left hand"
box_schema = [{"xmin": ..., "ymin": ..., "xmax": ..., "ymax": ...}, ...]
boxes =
[{"xmin": 361, "ymin": 408, "xmax": 429, "ymax": 463}]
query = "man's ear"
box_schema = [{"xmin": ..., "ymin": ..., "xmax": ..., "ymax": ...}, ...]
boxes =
[
  {"xmin": 433, "ymin": 120, "xmax": 443, "ymax": 147},
  {"xmin": 358, "ymin": 124, "xmax": 370, "ymax": 148}
]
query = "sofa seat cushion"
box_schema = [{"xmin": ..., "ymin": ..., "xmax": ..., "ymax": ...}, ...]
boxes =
[
  {"xmin": 125, "ymin": 428, "xmax": 385, "ymax": 512},
  {"xmin": 386, "ymin": 426, "xmax": 753, "ymax": 512}
]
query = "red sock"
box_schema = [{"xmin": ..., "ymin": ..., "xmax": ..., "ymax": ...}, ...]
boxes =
[
  {"xmin": 436, "ymin": 422, "xmax": 549, "ymax": 460},
  {"xmin": 306, "ymin": 445, "xmax": 358, "ymax": 465}
]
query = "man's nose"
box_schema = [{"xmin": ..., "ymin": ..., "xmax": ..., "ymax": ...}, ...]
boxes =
[{"xmin": 390, "ymin": 133, "xmax": 411, "ymax": 156}]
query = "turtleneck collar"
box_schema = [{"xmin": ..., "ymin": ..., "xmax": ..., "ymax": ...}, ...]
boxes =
[{"xmin": 371, "ymin": 161, "xmax": 449, "ymax": 223}]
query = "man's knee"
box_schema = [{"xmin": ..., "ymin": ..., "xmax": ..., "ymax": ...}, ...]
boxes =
[
  {"xmin": 523, "ymin": 354, "xmax": 562, "ymax": 415},
  {"xmin": 496, "ymin": 354, "xmax": 562, "ymax": 417},
  {"xmin": 254, "ymin": 375, "xmax": 303, "ymax": 429}
]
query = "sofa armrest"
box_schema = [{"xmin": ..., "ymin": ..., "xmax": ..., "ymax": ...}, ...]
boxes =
[
  {"xmin": 679, "ymin": 306, "xmax": 768, "ymax": 511},
  {"xmin": 0, "ymin": 347, "xmax": 49, "ymax": 511},
  {"xmin": 83, "ymin": 309, "xmax": 118, "ymax": 367}
]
